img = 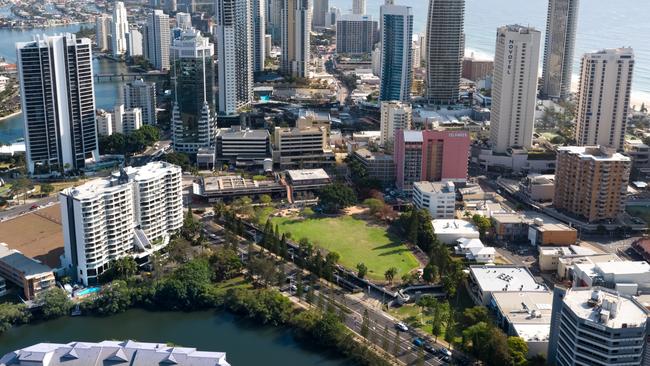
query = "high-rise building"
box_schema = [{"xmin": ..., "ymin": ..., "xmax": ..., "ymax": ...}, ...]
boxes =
[
  {"xmin": 548, "ymin": 286, "xmax": 648, "ymax": 366},
  {"xmin": 489, "ymin": 25, "xmax": 541, "ymax": 153},
  {"xmin": 144, "ymin": 10, "xmax": 171, "ymax": 71},
  {"xmin": 112, "ymin": 1, "xmax": 129, "ymax": 56},
  {"xmin": 16, "ymin": 34, "xmax": 99, "ymax": 174},
  {"xmin": 413, "ymin": 181, "xmax": 456, "ymax": 219},
  {"xmin": 126, "ymin": 26, "xmax": 143, "ymax": 57},
  {"xmin": 266, "ymin": 0, "xmax": 283, "ymax": 43},
  {"xmin": 574, "ymin": 48, "xmax": 634, "ymax": 151},
  {"xmin": 541, "ymin": 0, "xmax": 579, "ymax": 100},
  {"xmin": 113, "ymin": 104, "xmax": 143, "ymax": 135},
  {"xmin": 216, "ymin": 0, "xmax": 254, "ymax": 115},
  {"xmin": 379, "ymin": 101, "xmax": 412, "ymax": 146},
  {"xmin": 281, "ymin": 0, "xmax": 311, "ymax": 78},
  {"xmin": 352, "ymin": 0, "xmax": 365, "ymax": 15},
  {"xmin": 313, "ymin": 0, "xmax": 329, "ymax": 27},
  {"xmin": 336, "ymin": 14, "xmax": 376, "ymax": 55},
  {"xmin": 95, "ymin": 14, "xmax": 111, "ymax": 51},
  {"xmin": 252, "ymin": 0, "xmax": 266, "ymax": 72},
  {"xmin": 60, "ymin": 162, "xmax": 182, "ymax": 285},
  {"xmin": 325, "ymin": 6, "xmax": 340, "ymax": 28},
  {"xmin": 425, "ymin": 0, "xmax": 465, "ymax": 105},
  {"xmin": 379, "ymin": 3, "xmax": 413, "ymax": 102},
  {"xmin": 394, "ymin": 130, "xmax": 470, "ymax": 192},
  {"xmin": 176, "ymin": 12, "xmax": 193, "ymax": 29},
  {"xmin": 274, "ymin": 125, "xmax": 333, "ymax": 168},
  {"xmin": 124, "ymin": 79, "xmax": 157, "ymax": 126},
  {"xmin": 462, "ymin": 57, "xmax": 493, "ymax": 82},
  {"xmin": 171, "ymin": 28, "xmax": 217, "ymax": 153},
  {"xmin": 553, "ymin": 146, "xmax": 631, "ymax": 223}
]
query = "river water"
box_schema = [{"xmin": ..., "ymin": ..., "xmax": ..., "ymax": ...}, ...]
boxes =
[{"xmin": 0, "ymin": 309, "xmax": 356, "ymax": 365}]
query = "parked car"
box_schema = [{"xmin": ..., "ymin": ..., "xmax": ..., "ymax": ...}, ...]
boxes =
[
  {"xmin": 412, "ymin": 337, "xmax": 425, "ymax": 348},
  {"xmin": 423, "ymin": 343, "xmax": 436, "ymax": 354}
]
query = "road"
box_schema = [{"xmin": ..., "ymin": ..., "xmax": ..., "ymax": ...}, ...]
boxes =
[
  {"xmin": 0, "ymin": 195, "xmax": 58, "ymax": 222},
  {"xmin": 200, "ymin": 217, "xmax": 460, "ymax": 366}
]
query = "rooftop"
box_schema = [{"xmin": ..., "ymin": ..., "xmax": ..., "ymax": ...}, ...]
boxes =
[
  {"xmin": 432, "ymin": 219, "xmax": 479, "ymax": 235},
  {"xmin": 286, "ymin": 169, "xmax": 330, "ymax": 182},
  {"xmin": 0, "ymin": 340, "xmax": 230, "ymax": 366},
  {"xmin": 492, "ymin": 291, "xmax": 553, "ymax": 342},
  {"xmin": 414, "ymin": 181, "xmax": 455, "ymax": 194},
  {"xmin": 469, "ymin": 265, "xmax": 547, "ymax": 293},
  {"xmin": 202, "ymin": 175, "xmax": 279, "ymax": 193},
  {"xmin": 216, "ymin": 127, "xmax": 270, "ymax": 140},
  {"xmin": 353, "ymin": 148, "xmax": 393, "ymax": 162},
  {"xmin": 596, "ymin": 261, "xmax": 650, "ymax": 275},
  {"xmin": 558, "ymin": 146, "xmax": 631, "ymax": 162},
  {"xmin": 563, "ymin": 287, "xmax": 648, "ymax": 329},
  {"xmin": 0, "ymin": 243, "xmax": 53, "ymax": 279}
]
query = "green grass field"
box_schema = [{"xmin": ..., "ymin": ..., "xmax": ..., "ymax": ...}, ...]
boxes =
[{"xmin": 272, "ymin": 215, "xmax": 419, "ymax": 281}]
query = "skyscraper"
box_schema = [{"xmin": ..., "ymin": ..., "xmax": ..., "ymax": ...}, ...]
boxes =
[
  {"xmin": 171, "ymin": 28, "xmax": 217, "ymax": 153},
  {"xmin": 425, "ymin": 0, "xmax": 465, "ymax": 105},
  {"xmin": 216, "ymin": 0, "xmax": 254, "ymax": 115},
  {"xmin": 144, "ymin": 10, "xmax": 171, "ymax": 71},
  {"xmin": 95, "ymin": 14, "xmax": 111, "ymax": 52},
  {"xmin": 124, "ymin": 79, "xmax": 157, "ymax": 126},
  {"xmin": 126, "ymin": 26, "xmax": 143, "ymax": 57},
  {"xmin": 574, "ymin": 48, "xmax": 634, "ymax": 151},
  {"xmin": 266, "ymin": 0, "xmax": 283, "ymax": 43},
  {"xmin": 281, "ymin": 0, "xmax": 311, "ymax": 78},
  {"xmin": 112, "ymin": 1, "xmax": 129, "ymax": 56},
  {"xmin": 352, "ymin": 0, "xmax": 365, "ymax": 15},
  {"xmin": 252, "ymin": 0, "xmax": 266, "ymax": 72},
  {"xmin": 16, "ymin": 34, "xmax": 99, "ymax": 174},
  {"xmin": 541, "ymin": 0, "xmax": 579, "ymax": 100},
  {"xmin": 379, "ymin": 2, "xmax": 413, "ymax": 102},
  {"xmin": 313, "ymin": 0, "xmax": 328, "ymax": 27},
  {"xmin": 176, "ymin": 12, "xmax": 192, "ymax": 29},
  {"xmin": 379, "ymin": 101, "xmax": 412, "ymax": 146},
  {"xmin": 336, "ymin": 14, "xmax": 376, "ymax": 54},
  {"xmin": 489, "ymin": 25, "xmax": 541, "ymax": 153}
]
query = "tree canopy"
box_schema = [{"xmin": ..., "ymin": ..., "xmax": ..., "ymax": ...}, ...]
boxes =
[{"xmin": 318, "ymin": 183, "xmax": 357, "ymax": 213}]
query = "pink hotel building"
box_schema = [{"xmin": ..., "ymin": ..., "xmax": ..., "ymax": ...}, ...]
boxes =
[{"xmin": 394, "ymin": 130, "xmax": 471, "ymax": 192}]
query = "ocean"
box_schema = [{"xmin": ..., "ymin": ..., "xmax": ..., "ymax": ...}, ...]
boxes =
[{"xmin": 330, "ymin": 0, "xmax": 650, "ymax": 106}]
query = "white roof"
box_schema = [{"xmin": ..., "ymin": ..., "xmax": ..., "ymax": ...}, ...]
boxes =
[
  {"xmin": 512, "ymin": 324, "xmax": 551, "ymax": 343},
  {"xmin": 432, "ymin": 220, "xmax": 479, "ymax": 235},
  {"xmin": 470, "ymin": 266, "xmax": 546, "ymax": 293},
  {"xmin": 596, "ymin": 261, "xmax": 650, "ymax": 275},
  {"xmin": 456, "ymin": 237, "xmax": 484, "ymax": 249},
  {"xmin": 286, "ymin": 169, "xmax": 330, "ymax": 181},
  {"xmin": 403, "ymin": 130, "xmax": 423, "ymax": 143},
  {"xmin": 563, "ymin": 287, "xmax": 648, "ymax": 329}
]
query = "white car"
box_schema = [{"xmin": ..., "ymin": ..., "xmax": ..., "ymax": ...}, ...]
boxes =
[{"xmin": 394, "ymin": 322, "xmax": 409, "ymax": 332}]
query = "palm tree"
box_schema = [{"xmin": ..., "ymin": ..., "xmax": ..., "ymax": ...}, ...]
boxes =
[{"xmin": 384, "ymin": 267, "xmax": 398, "ymax": 284}]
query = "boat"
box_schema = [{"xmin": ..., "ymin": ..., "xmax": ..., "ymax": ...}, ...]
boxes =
[{"xmin": 71, "ymin": 304, "xmax": 81, "ymax": 316}]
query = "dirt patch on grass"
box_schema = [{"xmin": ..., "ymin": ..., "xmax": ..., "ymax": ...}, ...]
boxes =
[{"xmin": 0, "ymin": 204, "xmax": 63, "ymax": 268}]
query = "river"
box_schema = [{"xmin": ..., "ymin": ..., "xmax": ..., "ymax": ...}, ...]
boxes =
[{"xmin": 0, "ymin": 309, "xmax": 356, "ymax": 365}]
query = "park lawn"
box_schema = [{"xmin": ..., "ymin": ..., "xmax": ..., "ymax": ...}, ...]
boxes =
[{"xmin": 271, "ymin": 215, "xmax": 419, "ymax": 281}]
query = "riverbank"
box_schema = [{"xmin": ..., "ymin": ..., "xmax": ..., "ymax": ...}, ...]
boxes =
[{"xmin": 0, "ymin": 109, "xmax": 20, "ymax": 122}]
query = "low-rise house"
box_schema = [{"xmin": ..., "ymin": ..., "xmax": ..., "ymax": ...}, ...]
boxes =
[
  {"xmin": 432, "ymin": 219, "xmax": 479, "ymax": 244},
  {"xmin": 0, "ymin": 243, "xmax": 56, "ymax": 300},
  {"xmin": 454, "ymin": 238, "xmax": 496, "ymax": 263}
]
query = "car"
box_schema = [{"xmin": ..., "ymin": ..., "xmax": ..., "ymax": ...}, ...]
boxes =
[
  {"xmin": 412, "ymin": 337, "xmax": 425, "ymax": 348},
  {"xmin": 394, "ymin": 322, "xmax": 409, "ymax": 332},
  {"xmin": 289, "ymin": 284, "xmax": 297, "ymax": 292},
  {"xmin": 30, "ymin": 204, "xmax": 38, "ymax": 210},
  {"xmin": 440, "ymin": 347, "xmax": 452, "ymax": 357},
  {"xmin": 423, "ymin": 343, "xmax": 436, "ymax": 354}
]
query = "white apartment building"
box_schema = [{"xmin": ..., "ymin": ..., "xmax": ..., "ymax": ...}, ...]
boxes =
[
  {"xmin": 281, "ymin": 0, "xmax": 311, "ymax": 78},
  {"xmin": 95, "ymin": 14, "xmax": 111, "ymax": 51},
  {"xmin": 17, "ymin": 34, "xmax": 99, "ymax": 174},
  {"xmin": 96, "ymin": 106, "xmax": 142, "ymax": 136},
  {"xmin": 352, "ymin": 0, "xmax": 365, "ymax": 15},
  {"xmin": 144, "ymin": 10, "xmax": 171, "ymax": 71},
  {"xmin": 176, "ymin": 12, "xmax": 192, "ymax": 29},
  {"xmin": 126, "ymin": 26, "xmax": 143, "ymax": 57},
  {"xmin": 574, "ymin": 48, "xmax": 634, "ymax": 150},
  {"xmin": 60, "ymin": 162, "xmax": 183, "ymax": 285},
  {"xmin": 490, "ymin": 25, "xmax": 541, "ymax": 153},
  {"xmin": 112, "ymin": 1, "xmax": 129, "ymax": 56},
  {"xmin": 548, "ymin": 287, "xmax": 648, "ymax": 366},
  {"xmin": 215, "ymin": 0, "xmax": 254, "ymax": 115},
  {"xmin": 123, "ymin": 79, "xmax": 157, "ymax": 126},
  {"xmin": 379, "ymin": 101, "xmax": 412, "ymax": 146},
  {"xmin": 413, "ymin": 181, "xmax": 455, "ymax": 219},
  {"xmin": 273, "ymin": 126, "xmax": 333, "ymax": 167},
  {"xmin": 336, "ymin": 14, "xmax": 376, "ymax": 54},
  {"xmin": 96, "ymin": 110, "xmax": 114, "ymax": 136}
]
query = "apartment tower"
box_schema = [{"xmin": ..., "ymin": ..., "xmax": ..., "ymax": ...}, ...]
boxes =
[
  {"xmin": 490, "ymin": 25, "xmax": 541, "ymax": 153},
  {"xmin": 379, "ymin": 2, "xmax": 413, "ymax": 102},
  {"xmin": 541, "ymin": 0, "xmax": 579, "ymax": 100},
  {"xmin": 335, "ymin": 14, "xmax": 376, "ymax": 55},
  {"xmin": 379, "ymin": 101, "xmax": 412, "ymax": 146},
  {"xmin": 16, "ymin": 34, "xmax": 99, "ymax": 174},
  {"xmin": 574, "ymin": 48, "xmax": 634, "ymax": 151},
  {"xmin": 112, "ymin": 1, "xmax": 129, "ymax": 56},
  {"xmin": 425, "ymin": 0, "xmax": 465, "ymax": 105},
  {"xmin": 216, "ymin": 0, "xmax": 254, "ymax": 115},
  {"xmin": 553, "ymin": 146, "xmax": 631, "ymax": 223},
  {"xmin": 95, "ymin": 14, "xmax": 111, "ymax": 52},
  {"xmin": 252, "ymin": 0, "xmax": 266, "ymax": 72},
  {"xmin": 123, "ymin": 79, "xmax": 157, "ymax": 126},
  {"xmin": 280, "ymin": 0, "xmax": 311, "ymax": 78},
  {"xmin": 144, "ymin": 10, "xmax": 171, "ymax": 71},
  {"xmin": 352, "ymin": 0, "xmax": 365, "ymax": 15}
]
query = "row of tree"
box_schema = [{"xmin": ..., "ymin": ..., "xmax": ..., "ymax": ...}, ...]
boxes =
[{"xmin": 98, "ymin": 125, "xmax": 160, "ymax": 156}]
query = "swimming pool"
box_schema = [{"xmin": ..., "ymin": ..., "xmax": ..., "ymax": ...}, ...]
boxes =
[{"xmin": 76, "ymin": 287, "xmax": 100, "ymax": 296}]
